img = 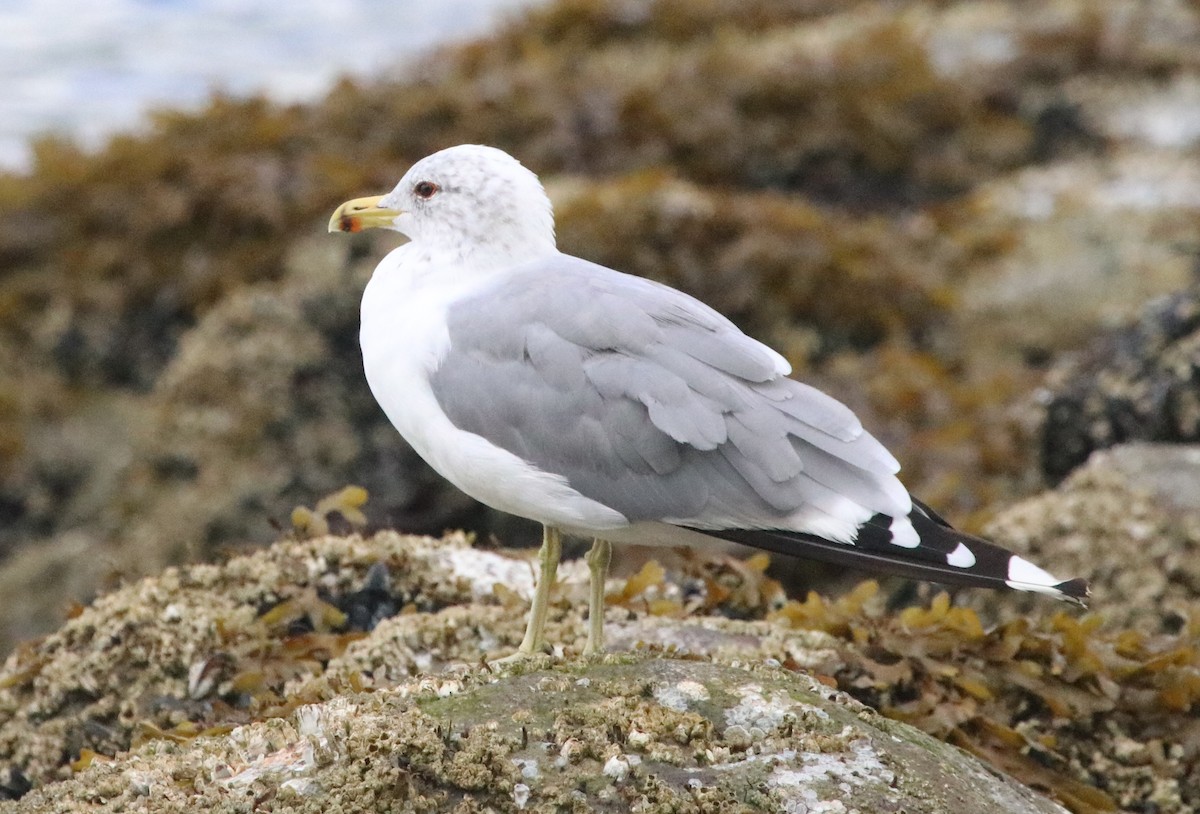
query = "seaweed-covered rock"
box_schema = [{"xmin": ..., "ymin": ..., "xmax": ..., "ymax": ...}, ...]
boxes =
[
  {"xmin": 9, "ymin": 517, "xmax": 1200, "ymax": 811},
  {"xmin": 0, "ymin": 531, "xmax": 1069, "ymax": 814},
  {"xmin": 1039, "ymin": 288, "xmax": 1200, "ymax": 482},
  {"xmin": 0, "ymin": 530, "xmax": 807, "ymax": 792},
  {"xmin": 1, "ymin": 658, "xmax": 1067, "ymax": 814}
]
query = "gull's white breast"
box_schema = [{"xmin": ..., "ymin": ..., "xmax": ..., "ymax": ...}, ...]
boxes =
[{"xmin": 359, "ymin": 245, "xmax": 629, "ymax": 532}]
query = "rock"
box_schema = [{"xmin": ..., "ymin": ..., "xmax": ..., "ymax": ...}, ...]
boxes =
[
  {"xmin": 0, "ymin": 531, "xmax": 504, "ymax": 790},
  {"xmin": 1039, "ymin": 287, "xmax": 1200, "ymax": 482},
  {"xmin": 12, "ymin": 515, "xmax": 1200, "ymax": 811},
  {"xmin": 982, "ymin": 443, "xmax": 1200, "ymax": 630},
  {"xmin": 1096, "ymin": 443, "xmax": 1200, "ymax": 516},
  {"xmin": 3, "ymin": 658, "xmax": 1067, "ymax": 814},
  {"xmin": 0, "ymin": 531, "xmax": 1071, "ymax": 813}
]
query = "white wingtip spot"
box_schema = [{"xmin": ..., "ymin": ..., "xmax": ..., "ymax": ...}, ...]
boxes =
[
  {"xmin": 889, "ymin": 516, "xmax": 920, "ymax": 549},
  {"xmin": 1005, "ymin": 556, "xmax": 1062, "ymax": 593},
  {"xmin": 946, "ymin": 542, "xmax": 977, "ymax": 569}
]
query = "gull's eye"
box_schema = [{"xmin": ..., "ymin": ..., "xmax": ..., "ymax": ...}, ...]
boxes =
[{"xmin": 413, "ymin": 180, "xmax": 440, "ymax": 200}]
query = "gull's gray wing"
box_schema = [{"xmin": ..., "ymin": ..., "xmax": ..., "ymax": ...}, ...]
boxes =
[{"xmin": 427, "ymin": 254, "xmax": 908, "ymax": 531}]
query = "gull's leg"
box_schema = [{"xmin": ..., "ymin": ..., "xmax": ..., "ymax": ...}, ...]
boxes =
[
  {"xmin": 583, "ymin": 538, "xmax": 612, "ymax": 657},
  {"xmin": 514, "ymin": 525, "xmax": 562, "ymax": 656}
]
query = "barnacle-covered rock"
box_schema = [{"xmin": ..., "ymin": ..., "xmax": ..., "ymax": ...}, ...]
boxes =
[
  {"xmin": 985, "ymin": 442, "xmax": 1200, "ymax": 629},
  {"xmin": 9, "ymin": 515, "xmax": 1200, "ymax": 812},
  {"xmin": 0, "ymin": 527, "xmax": 1067, "ymax": 813},
  {"xmin": 0, "ymin": 531, "xmax": 522, "ymax": 789},
  {"xmin": 6, "ymin": 656, "xmax": 1074, "ymax": 814}
]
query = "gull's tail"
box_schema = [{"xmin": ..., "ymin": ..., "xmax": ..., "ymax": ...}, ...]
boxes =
[{"xmin": 689, "ymin": 499, "xmax": 1089, "ymax": 604}]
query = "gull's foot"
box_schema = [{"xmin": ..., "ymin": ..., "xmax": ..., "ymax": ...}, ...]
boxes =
[
  {"xmin": 487, "ymin": 646, "xmax": 554, "ymax": 669},
  {"xmin": 581, "ymin": 642, "xmax": 604, "ymax": 660},
  {"xmin": 488, "ymin": 651, "xmax": 531, "ymax": 668}
]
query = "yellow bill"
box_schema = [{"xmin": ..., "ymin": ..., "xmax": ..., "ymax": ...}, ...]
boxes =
[{"xmin": 328, "ymin": 195, "xmax": 403, "ymax": 233}]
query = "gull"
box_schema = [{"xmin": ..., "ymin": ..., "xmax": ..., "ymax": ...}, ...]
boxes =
[{"xmin": 329, "ymin": 145, "xmax": 1087, "ymax": 659}]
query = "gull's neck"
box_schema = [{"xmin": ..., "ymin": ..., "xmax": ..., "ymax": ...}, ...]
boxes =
[{"xmin": 407, "ymin": 234, "xmax": 558, "ymax": 275}]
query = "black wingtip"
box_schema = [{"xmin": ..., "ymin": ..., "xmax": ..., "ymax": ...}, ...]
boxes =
[
  {"xmin": 686, "ymin": 505, "xmax": 1089, "ymax": 604},
  {"xmin": 1054, "ymin": 577, "xmax": 1091, "ymax": 605}
]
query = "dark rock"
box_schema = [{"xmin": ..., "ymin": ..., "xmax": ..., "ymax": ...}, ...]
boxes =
[{"xmin": 1040, "ymin": 287, "xmax": 1200, "ymax": 482}]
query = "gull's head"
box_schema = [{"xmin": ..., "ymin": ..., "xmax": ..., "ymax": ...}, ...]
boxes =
[{"xmin": 328, "ymin": 144, "xmax": 556, "ymax": 263}]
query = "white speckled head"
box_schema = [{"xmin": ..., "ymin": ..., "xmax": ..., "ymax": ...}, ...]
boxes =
[{"xmin": 381, "ymin": 144, "xmax": 557, "ymax": 264}]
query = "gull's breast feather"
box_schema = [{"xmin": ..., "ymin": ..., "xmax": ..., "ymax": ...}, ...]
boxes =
[{"xmin": 360, "ymin": 245, "xmax": 629, "ymax": 531}]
